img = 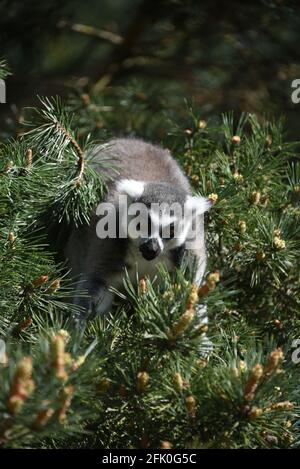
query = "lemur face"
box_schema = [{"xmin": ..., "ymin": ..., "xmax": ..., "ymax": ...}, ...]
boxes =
[{"xmin": 116, "ymin": 179, "xmax": 211, "ymax": 261}]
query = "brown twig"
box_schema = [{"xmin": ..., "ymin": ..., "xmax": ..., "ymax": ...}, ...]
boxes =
[
  {"xmin": 57, "ymin": 20, "xmax": 123, "ymax": 46},
  {"xmin": 54, "ymin": 121, "xmax": 84, "ymax": 183},
  {"xmin": 91, "ymin": 0, "xmax": 157, "ymax": 91}
]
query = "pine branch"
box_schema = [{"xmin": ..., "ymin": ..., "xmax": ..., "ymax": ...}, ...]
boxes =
[{"xmin": 57, "ymin": 21, "xmax": 123, "ymax": 45}]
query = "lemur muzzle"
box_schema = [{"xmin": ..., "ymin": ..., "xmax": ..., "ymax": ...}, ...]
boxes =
[{"xmin": 139, "ymin": 238, "xmax": 161, "ymax": 260}]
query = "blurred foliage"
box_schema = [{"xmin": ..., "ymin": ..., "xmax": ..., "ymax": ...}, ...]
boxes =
[{"xmin": 0, "ymin": 0, "xmax": 300, "ymax": 136}]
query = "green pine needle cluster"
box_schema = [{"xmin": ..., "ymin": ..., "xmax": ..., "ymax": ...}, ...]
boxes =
[{"xmin": 0, "ymin": 87, "xmax": 299, "ymax": 448}]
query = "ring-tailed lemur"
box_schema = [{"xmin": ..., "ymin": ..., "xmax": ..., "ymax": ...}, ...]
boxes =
[{"xmin": 65, "ymin": 138, "xmax": 211, "ymax": 334}]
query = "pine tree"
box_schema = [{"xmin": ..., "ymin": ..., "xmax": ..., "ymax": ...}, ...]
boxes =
[{"xmin": 0, "ymin": 88, "xmax": 299, "ymax": 449}]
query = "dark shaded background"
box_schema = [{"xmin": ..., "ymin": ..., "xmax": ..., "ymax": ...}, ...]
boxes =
[{"xmin": 0, "ymin": 0, "xmax": 299, "ymax": 137}]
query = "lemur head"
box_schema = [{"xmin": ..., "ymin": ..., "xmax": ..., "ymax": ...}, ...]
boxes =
[{"xmin": 116, "ymin": 179, "xmax": 211, "ymax": 261}]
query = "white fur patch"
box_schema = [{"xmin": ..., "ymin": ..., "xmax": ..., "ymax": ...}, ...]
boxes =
[
  {"xmin": 116, "ymin": 179, "xmax": 145, "ymax": 198},
  {"xmin": 157, "ymin": 237, "xmax": 164, "ymax": 251},
  {"xmin": 185, "ymin": 195, "xmax": 211, "ymax": 215}
]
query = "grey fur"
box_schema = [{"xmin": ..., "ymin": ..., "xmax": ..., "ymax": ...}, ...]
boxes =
[{"xmin": 65, "ymin": 138, "xmax": 209, "ymax": 336}]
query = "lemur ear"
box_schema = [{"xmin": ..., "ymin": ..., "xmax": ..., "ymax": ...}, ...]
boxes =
[
  {"xmin": 186, "ymin": 195, "xmax": 212, "ymax": 215},
  {"xmin": 116, "ymin": 179, "xmax": 145, "ymax": 199}
]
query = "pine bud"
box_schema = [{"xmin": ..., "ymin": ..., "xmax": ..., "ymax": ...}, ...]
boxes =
[
  {"xmin": 137, "ymin": 371, "xmax": 149, "ymax": 393},
  {"xmin": 184, "ymin": 161, "xmax": 192, "ymax": 171},
  {"xmin": 64, "ymin": 352, "xmax": 72, "ymax": 365},
  {"xmin": 33, "ymin": 408, "xmax": 54, "ymax": 430},
  {"xmin": 234, "ymin": 242, "xmax": 244, "ymax": 252},
  {"xmin": 191, "ymin": 175, "xmax": 199, "ymax": 184},
  {"xmin": 32, "ymin": 275, "xmax": 49, "ymax": 288},
  {"xmin": 244, "ymin": 364, "xmax": 263, "ymax": 401},
  {"xmin": 282, "ymin": 432, "xmax": 294, "ymax": 444},
  {"xmin": 58, "ymin": 385, "xmax": 73, "ymax": 423},
  {"xmin": 198, "ymin": 120, "xmax": 207, "ymax": 129},
  {"xmin": 186, "ymin": 284, "xmax": 199, "ymax": 310},
  {"xmin": 16, "ymin": 356, "xmax": 33, "ymax": 381},
  {"xmin": 233, "ymin": 172, "xmax": 244, "ymax": 184},
  {"xmin": 270, "ymin": 401, "xmax": 293, "ymax": 411},
  {"xmin": 196, "ymin": 358, "xmax": 209, "ymax": 368},
  {"xmin": 265, "ymin": 135, "xmax": 272, "ymax": 147},
  {"xmin": 273, "ymin": 228, "xmax": 281, "ymax": 237},
  {"xmin": 238, "ymin": 220, "xmax": 247, "ymax": 234},
  {"xmin": 173, "ymin": 372, "xmax": 184, "ymax": 392},
  {"xmin": 57, "ymin": 329, "xmax": 70, "ymax": 344},
  {"xmin": 8, "ymin": 395, "xmax": 24, "ymax": 415},
  {"xmin": 207, "ymin": 271, "xmax": 220, "ymax": 289},
  {"xmin": 163, "ymin": 290, "xmax": 174, "ymax": 301},
  {"xmin": 232, "ymin": 135, "xmax": 241, "ymax": 145},
  {"xmin": 208, "ymin": 271, "xmax": 220, "ymax": 284},
  {"xmin": 139, "ymin": 278, "xmax": 147, "ymax": 294},
  {"xmin": 197, "ymin": 283, "xmax": 210, "ymax": 298},
  {"xmin": 248, "ymin": 406, "xmax": 263, "ymax": 420},
  {"xmin": 192, "ymin": 323, "xmax": 209, "ymax": 337},
  {"xmin": 293, "ymin": 185, "xmax": 300, "ymax": 194},
  {"xmin": 256, "ymin": 250, "xmax": 266, "ymax": 261},
  {"xmin": 273, "ymin": 236, "xmax": 285, "ymax": 250},
  {"xmin": 8, "ymin": 231, "xmax": 15, "ymax": 244},
  {"xmin": 7, "ymin": 356, "xmax": 35, "ymax": 414},
  {"xmin": 252, "ymin": 363, "xmax": 264, "ymax": 380},
  {"xmin": 71, "ymin": 355, "xmax": 85, "ymax": 371},
  {"xmin": 274, "ymin": 319, "xmax": 283, "ymax": 329},
  {"xmin": 186, "ymin": 395, "xmax": 196, "ymax": 418},
  {"xmin": 51, "ymin": 335, "xmax": 68, "ymax": 381},
  {"xmin": 265, "ymin": 348, "xmax": 283, "ymax": 376},
  {"xmin": 47, "ymin": 279, "xmax": 61, "ymax": 293},
  {"xmin": 169, "ymin": 309, "xmax": 195, "ymax": 339},
  {"xmin": 239, "ymin": 360, "xmax": 247, "ymax": 372},
  {"xmin": 208, "ymin": 193, "xmax": 218, "ymax": 204},
  {"xmin": 26, "ymin": 149, "xmax": 33, "ymax": 168},
  {"xmin": 18, "ymin": 317, "xmax": 32, "ymax": 331},
  {"xmin": 250, "ymin": 191, "xmax": 261, "ymax": 205}
]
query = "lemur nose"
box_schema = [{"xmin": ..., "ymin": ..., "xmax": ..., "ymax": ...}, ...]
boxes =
[{"xmin": 139, "ymin": 238, "xmax": 161, "ymax": 260}]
